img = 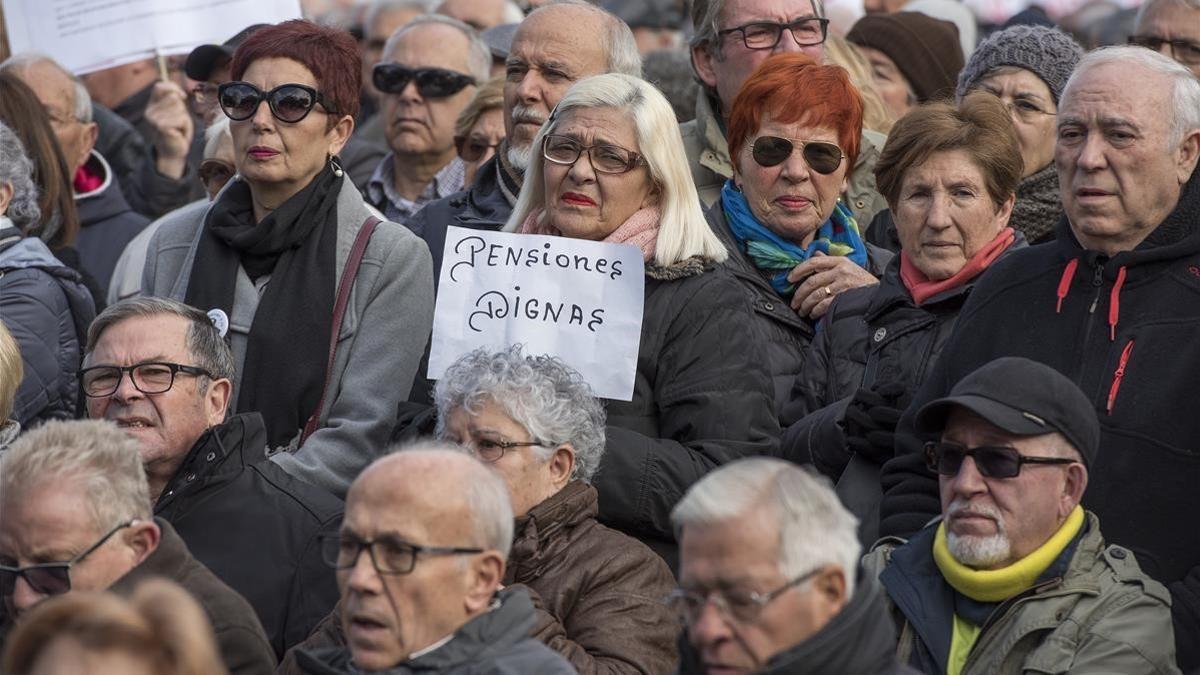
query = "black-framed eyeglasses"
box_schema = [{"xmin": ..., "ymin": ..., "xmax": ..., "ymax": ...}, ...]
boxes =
[
  {"xmin": 78, "ymin": 362, "xmax": 213, "ymax": 398},
  {"xmin": 542, "ymin": 134, "xmax": 646, "ymax": 175},
  {"xmin": 456, "ymin": 136, "xmax": 502, "ymax": 162},
  {"xmin": 218, "ymin": 81, "xmax": 336, "ymax": 123},
  {"xmin": 1128, "ymin": 35, "xmax": 1200, "ymax": 66},
  {"xmin": 719, "ymin": 17, "xmax": 830, "ymax": 51},
  {"xmin": 925, "ymin": 441, "xmax": 1077, "ymax": 479},
  {"xmin": 0, "ymin": 521, "xmax": 135, "ymax": 598},
  {"xmin": 750, "ymin": 136, "xmax": 844, "ymax": 174},
  {"xmin": 666, "ymin": 567, "xmax": 822, "ymax": 625},
  {"xmin": 372, "ymin": 64, "xmax": 477, "ymax": 98},
  {"xmin": 319, "ymin": 533, "xmax": 483, "ymax": 575}
]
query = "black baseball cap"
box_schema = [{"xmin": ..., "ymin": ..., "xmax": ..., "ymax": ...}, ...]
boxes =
[
  {"xmin": 915, "ymin": 357, "xmax": 1100, "ymax": 467},
  {"xmin": 185, "ymin": 24, "xmax": 269, "ymax": 82}
]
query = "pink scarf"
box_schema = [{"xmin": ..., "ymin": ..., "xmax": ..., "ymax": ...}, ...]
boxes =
[
  {"xmin": 519, "ymin": 207, "xmax": 661, "ymax": 262},
  {"xmin": 900, "ymin": 227, "xmax": 1015, "ymax": 306}
]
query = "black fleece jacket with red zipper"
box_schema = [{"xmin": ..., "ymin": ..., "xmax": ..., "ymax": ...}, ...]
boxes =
[{"xmin": 877, "ymin": 166, "xmax": 1200, "ymax": 669}]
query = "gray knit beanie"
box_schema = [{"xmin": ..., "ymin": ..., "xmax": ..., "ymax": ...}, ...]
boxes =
[{"xmin": 955, "ymin": 25, "xmax": 1083, "ymax": 104}]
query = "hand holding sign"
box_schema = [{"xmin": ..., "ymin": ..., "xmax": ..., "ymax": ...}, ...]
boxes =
[{"xmin": 428, "ymin": 227, "xmax": 646, "ymax": 401}]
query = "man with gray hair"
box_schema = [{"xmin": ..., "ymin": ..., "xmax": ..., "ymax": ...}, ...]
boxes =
[
  {"xmin": 366, "ymin": 15, "xmax": 491, "ymax": 226},
  {"xmin": 670, "ymin": 456, "xmax": 913, "ymax": 674},
  {"xmin": 1129, "ymin": 0, "xmax": 1200, "ymax": 77},
  {"xmin": 877, "ymin": 45, "xmax": 1200, "ymax": 669},
  {"xmin": 292, "ymin": 446, "xmax": 574, "ymax": 674},
  {"xmin": 81, "ymin": 297, "xmax": 344, "ymax": 660},
  {"xmin": 404, "ymin": 0, "xmax": 641, "ymax": 282},
  {"xmin": 683, "ymin": 0, "xmax": 888, "ymax": 224},
  {"xmin": 0, "ymin": 419, "xmax": 275, "ymax": 674},
  {"xmin": 437, "ymin": 0, "xmax": 525, "ymax": 30},
  {"xmin": 1, "ymin": 53, "xmax": 150, "ymax": 289}
]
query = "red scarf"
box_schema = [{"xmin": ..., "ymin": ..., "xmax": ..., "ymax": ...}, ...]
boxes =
[
  {"xmin": 900, "ymin": 227, "xmax": 1015, "ymax": 306},
  {"xmin": 519, "ymin": 207, "xmax": 660, "ymax": 262},
  {"xmin": 73, "ymin": 163, "xmax": 104, "ymax": 195}
]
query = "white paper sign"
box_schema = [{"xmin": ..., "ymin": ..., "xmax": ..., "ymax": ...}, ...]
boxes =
[
  {"xmin": 2, "ymin": 0, "xmax": 302, "ymax": 74},
  {"xmin": 428, "ymin": 226, "xmax": 646, "ymax": 401}
]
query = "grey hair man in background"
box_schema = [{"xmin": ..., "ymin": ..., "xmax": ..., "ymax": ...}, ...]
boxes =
[
  {"xmin": 291, "ymin": 446, "xmax": 575, "ymax": 674},
  {"xmin": 365, "ymin": 15, "xmax": 491, "ymax": 226},
  {"xmin": 404, "ymin": 0, "xmax": 642, "ymax": 283},
  {"xmin": 670, "ymin": 457, "xmax": 914, "ymax": 674},
  {"xmin": 0, "ymin": 420, "xmax": 275, "ymax": 674},
  {"xmin": 1129, "ymin": 0, "xmax": 1200, "ymax": 77}
]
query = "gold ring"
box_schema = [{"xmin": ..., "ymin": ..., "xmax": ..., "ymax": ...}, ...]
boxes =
[{"xmin": 824, "ymin": 286, "xmax": 832, "ymax": 297}]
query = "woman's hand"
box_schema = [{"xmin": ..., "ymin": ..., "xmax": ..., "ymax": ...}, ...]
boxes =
[{"xmin": 788, "ymin": 252, "xmax": 879, "ymax": 319}]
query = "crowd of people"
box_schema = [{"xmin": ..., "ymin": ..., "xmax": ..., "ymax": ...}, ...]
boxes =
[{"xmin": 0, "ymin": 0, "xmax": 1198, "ymax": 673}]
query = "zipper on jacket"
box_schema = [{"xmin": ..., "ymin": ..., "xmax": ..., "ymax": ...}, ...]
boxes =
[
  {"xmin": 1106, "ymin": 339, "xmax": 1135, "ymax": 415},
  {"xmin": 1088, "ymin": 262, "xmax": 1105, "ymax": 314}
]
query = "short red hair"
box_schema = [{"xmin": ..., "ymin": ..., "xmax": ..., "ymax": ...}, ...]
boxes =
[
  {"xmin": 727, "ymin": 54, "xmax": 864, "ymax": 174},
  {"xmin": 230, "ymin": 19, "xmax": 361, "ymax": 121}
]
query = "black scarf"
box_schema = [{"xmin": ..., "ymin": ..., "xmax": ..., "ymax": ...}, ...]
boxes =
[{"xmin": 185, "ymin": 165, "xmax": 341, "ymax": 448}]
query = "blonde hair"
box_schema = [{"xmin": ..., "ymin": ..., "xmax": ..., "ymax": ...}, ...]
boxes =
[
  {"xmin": 0, "ymin": 323, "xmax": 21, "ymax": 421},
  {"xmin": 2, "ymin": 580, "xmax": 227, "ymax": 675},
  {"xmin": 504, "ymin": 73, "xmax": 727, "ymax": 266},
  {"xmin": 824, "ymin": 33, "xmax": 896, "ymax": 135},
  {"xmin": 454, "ymin": 76, "xmax": 505, "ymax": 139}
]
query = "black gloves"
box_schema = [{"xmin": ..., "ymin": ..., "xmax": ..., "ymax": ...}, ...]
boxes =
[{"xmin": 840, "ymin": 382, "xmax": 912, "ymax": 464}]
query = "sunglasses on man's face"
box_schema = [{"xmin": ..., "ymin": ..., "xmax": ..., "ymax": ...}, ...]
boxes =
[
  {"xmin": 218, "ymin": 82, "xmax": 334, "ymax": 123},
  {"xmin": 0, "ymin": 521, "xmax": 134, "ymax": 598},
  {"xmin": 925, "ymin": 441, "xmax": 1077, "ymax": 479},
  {"xmin": 372, "ymin": 64, "xmax": 476, "ymax": 98},
  {"xmin": 750, "ymin": 136, "xmax": 844, "ymax": 175}
]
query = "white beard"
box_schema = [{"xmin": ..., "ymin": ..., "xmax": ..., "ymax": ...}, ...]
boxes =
[
  {"xmin": 506, "ymin": 142, "xmax": 532, "ymax": 172},
  {"xmin": 945, "ymin": 500, "xmax": 1011, "ymax": 568}
]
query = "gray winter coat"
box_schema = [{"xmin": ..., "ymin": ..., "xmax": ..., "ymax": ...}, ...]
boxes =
[
  {"xmin": 0, "ymin": 228, "xmax": 96, "ymax": 425},
  {"xmin": 292, "ymin": 587, "xmax": 576, "ymax": 674},
  {"xmin": 140, "ymin": 178, "xmax": 436, "ymax": 498}
]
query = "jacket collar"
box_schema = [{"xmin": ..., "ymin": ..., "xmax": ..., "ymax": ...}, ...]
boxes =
[
  {"xmin": 74, "ymin": 150, "xmax": 113, "ymax": 201},
  {"xmin": 646, "ymin": 255, "xmax": 711, "ymax": 281},
  {"xmin": 694, "ymin": 91, "xmax": 734, "ymax": 180},
  {"xmin": 507, "ymin": 480, "xmax": 596, "ymax": 584},
  {"xmin": 154, "ymin": 413, "xmax": 267, "ymax": 513}
]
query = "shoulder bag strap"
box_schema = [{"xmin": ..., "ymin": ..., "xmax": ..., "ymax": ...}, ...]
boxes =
[{"xmin": 300, "ymin": 216, "xmax": 380, "ymax": 445}]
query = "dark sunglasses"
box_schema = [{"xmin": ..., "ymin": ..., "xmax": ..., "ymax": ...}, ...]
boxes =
[
  {"xmin": 0, "ymin": 521, "xmax": 134, "ymax": 597},
  {"xmin": 372, "ymin": 64, "xmax": 476, "ymax": 98},
  {"xmin": 455, "ymin": 136, "xmax": 502, "ymax": 162},
  {"xmin": 925, "ymin": 441, "xmax": 1077, "ymax": 479},
  {"xmin": 750, "ymin": 136, "xmax": 844, "ymax": 174},
  {"xmin": 218, "ymin": 82, "xmax": 335, "ymax": 123}
]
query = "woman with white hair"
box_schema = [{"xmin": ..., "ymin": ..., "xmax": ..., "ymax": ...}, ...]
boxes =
[
  {"xmin": 504, "ymin": 73, "xmax": 779, "ymax": 562},
  {"xmin": 0, "ymin": 121, "xmax": 95, "ymax": 426},
  {"xmin": 436, "ymin": 346, "xmax": 678, "ymax": 675}
]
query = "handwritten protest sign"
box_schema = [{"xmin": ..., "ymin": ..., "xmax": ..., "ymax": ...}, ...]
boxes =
[
  {"xmin": 428, "ymin": 226, "xmax": 646, "ymax": 401},
  {"xmin": 2, "ymin": 0, "xmax": 301, "ymax": 74}
]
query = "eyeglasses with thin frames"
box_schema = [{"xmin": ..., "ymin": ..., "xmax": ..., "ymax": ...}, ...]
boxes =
[
  {"xmin": 78, "ymin": 361, "xmax": 214, "ymax": 398},
  {"xmin": 542, "ymin": 134, "xmax": 646, "ymax": 175},
  {"xmin": 976, "ymin": 86, "xmax": 1056, "ymax": 123},
  {"xmin": 666, "ymin": 566, "xmax": 823, "ymax": 625},
  {"xmin": 718, "ymin": 17, "xmax": 830, "ymax": 51},
  {"xmin": 319, "ymin": 533, "xmax": 483, "ymax": 575},
  {"xmin": 0, "ymin": 521, "xmax": 135, "ymax": 597},
  {"xmin": 1127, "ymin": 35, "xmax": 1200, "ymax": 66}
]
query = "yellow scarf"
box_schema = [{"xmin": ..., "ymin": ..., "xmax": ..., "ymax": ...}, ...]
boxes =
[{"xmin": 933, "ymin": 505, "xmax": 1084, "ymax": 603}]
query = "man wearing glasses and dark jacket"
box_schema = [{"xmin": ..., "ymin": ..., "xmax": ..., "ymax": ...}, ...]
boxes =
[
  {"xmin": 0, "ymin": 419, "xmax": 275, "ymax": 675},
  {"xmin": 864, "ymin": 358, "xmax": 1179, "ymax": 675}
]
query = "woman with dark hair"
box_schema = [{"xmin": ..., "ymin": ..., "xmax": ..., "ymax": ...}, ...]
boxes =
[
  {"xmin": 143, "ymin": 20, "xmax": 435, "ymax": 498},
  {"xmin": 781, "ymin": 93, "xmax": 1027, "ymax": 542}
]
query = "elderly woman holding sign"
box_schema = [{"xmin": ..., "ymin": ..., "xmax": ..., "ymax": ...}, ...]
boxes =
[
  {"xmin": 503, "ymin": 73, "xmax": 778, "ymax": 561},
  {"xmin": 142, "ymin": 20, "xmax": 435, "ymax": 498}
]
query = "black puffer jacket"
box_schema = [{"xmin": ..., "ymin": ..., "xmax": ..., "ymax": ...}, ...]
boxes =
[
  {"xmin": 781, "ymin": 233, "xmax": 1026, "ymax": 478},
  {"xmin": 595, "ymin": 256, "xmax": 779, "ymax": 567},
  {"xmin": 706, "ymin": 201, "xmax": 892, "ymax": 417},
  {"xmin": 878, "ymin": 167, "xmax": 1200, "ymax": 669},
  {"xmin": 155, "ymin": 413, "xmax": 342, "ymax": 660}
]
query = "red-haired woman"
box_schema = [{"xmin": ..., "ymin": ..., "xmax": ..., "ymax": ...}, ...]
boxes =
[
  {"xmin": 141, "ymin": 20, "xmax": 435, "ymax": 498},
  {"xmin": 707, "ymin": 53, "xmax": 890, "ymax": 416}
]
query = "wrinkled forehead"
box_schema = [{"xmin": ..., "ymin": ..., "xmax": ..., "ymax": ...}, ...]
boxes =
[
  {"xmin": 509, "ymin": 7, "xmax": 609, "ymax": 73},
  {"xmin": 1060, "ymin": 62, "xmax": 1172, "ymax": 127},
  {"xmin": 721, "ymin": 0, "xmax": 822, "ymax": 25},
  {"xmin": 345, "ymin": 465, "xmax": 474, "ymax": 542},
  {"xmin": 86, "ymin": 315, "xmax": 192, "ymax": 367},
  {"xmin": 385, "ymin": 23, "xmax": 473, "ymax": 71},
  {"xmin": 0, "ymin": 479, "xmax": 101, "ymax": 555}
]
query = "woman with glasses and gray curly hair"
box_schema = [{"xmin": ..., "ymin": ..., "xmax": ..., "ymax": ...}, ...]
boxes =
[
  {"xmin": 0, "ymin": 121, "xmax": 96, "ymax": 427},
  {"xmin": 435, "ymin": 346, "xmax": 678, "ymax": 675}
]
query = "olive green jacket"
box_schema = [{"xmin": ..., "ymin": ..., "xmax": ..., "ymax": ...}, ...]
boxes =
[
  {"xmin": 862, "ymin": 512, "xmax": 1181, "ymax": 675},
  {"xmin": 679, "ymin": 90, "xmax": 888, "ymax": 225}
]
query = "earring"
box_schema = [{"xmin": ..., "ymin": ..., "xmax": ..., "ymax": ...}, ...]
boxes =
[{"xmin": 330, "ymin": 155, "xmax": 344, "ymax": 178}]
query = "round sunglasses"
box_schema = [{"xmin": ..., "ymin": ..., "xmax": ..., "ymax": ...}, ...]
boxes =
[
  {"xmin": 925, "ymin": 441, "xmax": 1077, "ymax": 479},
  {"xmin": 372, "ymin": 64, "xmax": 476, "ymax": 98},
  {"xmin": 218, "ymin": 82, "xmax": 336, "ymax": 123},
  {"xmin": 750, "ymin": 136, "xmax": 844, "ymax": 175}
]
